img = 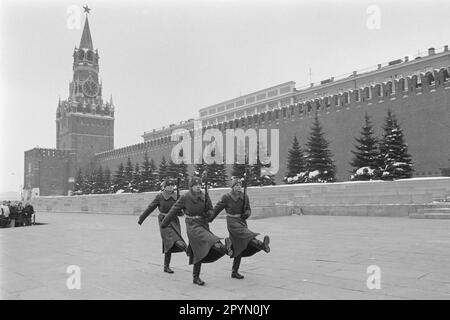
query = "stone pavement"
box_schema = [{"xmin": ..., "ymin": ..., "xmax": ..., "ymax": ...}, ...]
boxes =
[{"xmin": 1, "ymin": 212, "xmax": 450, "ymax": 300}]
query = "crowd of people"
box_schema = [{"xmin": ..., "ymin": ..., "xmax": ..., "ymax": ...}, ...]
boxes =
[{"xmin": 0, "ymin": 201, "xmax": 35, "ymax": 228}]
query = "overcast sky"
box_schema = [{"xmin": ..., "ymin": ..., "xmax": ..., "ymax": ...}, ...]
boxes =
[{"xmin": 0, "ymin": 0, "xmax": 449, "ymax": 193}]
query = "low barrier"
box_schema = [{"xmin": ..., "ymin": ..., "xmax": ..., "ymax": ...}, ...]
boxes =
[{"xmin": 31, "ymin": 177, "xmax": 450, "ymax": 219}]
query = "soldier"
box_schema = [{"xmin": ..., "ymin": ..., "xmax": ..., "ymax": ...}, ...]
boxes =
[
  {"xmin": 138, "ymin": 178, "xmax": 188, "ymax": 274},
  {"xmin": 211, "ymin": 177, "xmax": 270, "ymax": 280},
  {"xmin": 161, "ymin": 176, "xmax": 233, "ymax": 286}
]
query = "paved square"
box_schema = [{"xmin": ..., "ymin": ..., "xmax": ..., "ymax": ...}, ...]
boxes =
[{"xmin": 1, "ymin": 212, "xmax": 450, "ymax": 299}]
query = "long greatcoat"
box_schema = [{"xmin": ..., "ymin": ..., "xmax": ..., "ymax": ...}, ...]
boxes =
[
  {"xmin": 162, "ymin": 190, "xmax": 224, "ymax": 265},
  {"xmin": 212, "ymin": 191, "xmax": 260, "ymax": 258},
  {"xmin": 139, "ymin": 191, "xmax": 186, "ymax": 254}
]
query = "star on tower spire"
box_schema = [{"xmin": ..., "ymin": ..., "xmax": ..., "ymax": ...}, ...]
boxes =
[{"xmin": 79, "ymin": 8, "xmax": 93, "ymax": 50}]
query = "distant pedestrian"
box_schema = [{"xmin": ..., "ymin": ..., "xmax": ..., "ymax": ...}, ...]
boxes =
[
  {"xmin": 8, "ymin": 202, "xmax": 17, "ymax": 227},
  {"xmin": 23, "ymin": 202, "xmax": 35, "ymax": 226},
  {"xmin": 16, "ymin": 202, "xmax": 25, "ymax": 227},
  {"xmin": 0, "ymin": 201, "xmax": 10, "ymax": 228}
]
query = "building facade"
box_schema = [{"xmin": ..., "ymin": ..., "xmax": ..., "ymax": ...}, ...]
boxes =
[
  {"xmin": 96, "ymin": 46, "xmax": 450, "ymax": 184},
  {"xmin": 24, "ymin": 15, "xmax": 115, "ymax": 198},
  {"xmin": 23, "ymin": 13, "xmax": 450, "ymax": 197}
]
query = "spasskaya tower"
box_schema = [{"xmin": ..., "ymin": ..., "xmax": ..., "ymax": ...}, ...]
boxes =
[{"xmin": 56, "ymin": 8, "xmax": 114, "ymax": 173}]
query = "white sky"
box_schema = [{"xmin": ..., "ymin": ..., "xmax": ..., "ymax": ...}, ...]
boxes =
[{"xmin": 0, "ymin": 0, "xmax": 449, "ymax": 193}]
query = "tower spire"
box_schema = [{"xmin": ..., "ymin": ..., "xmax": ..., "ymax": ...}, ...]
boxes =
[{"xmin": 79, "ymin": 15, "xmax": 93, "ymax": 50}]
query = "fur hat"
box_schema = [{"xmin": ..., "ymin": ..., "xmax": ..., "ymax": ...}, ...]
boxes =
[
  {"xmin": 161, "ymin": 178, "xmax": 175, "ymax": 189},
  {"xmin": 189, "ymin": 176, "xmax": 202, "ymax": 187},
  {"xmin": 230, "ymin": 177, "xmax": 243, "ymax": 188}
]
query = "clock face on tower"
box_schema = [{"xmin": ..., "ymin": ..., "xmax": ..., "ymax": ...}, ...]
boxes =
[{"xmin": 82, "ymin": 80, "xmax": 99, "ymax": 97}]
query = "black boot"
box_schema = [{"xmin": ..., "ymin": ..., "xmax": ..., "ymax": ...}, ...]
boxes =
[
  {"xmin": 250, "ymin": 236, "xmax": 270, "ymax": 253},
  {"xmin": 231, "ymin": 256, "xmax": 244, "ymax": 279},
  {"xmin": 214, "ymin": 241, "xmax": 233, "ymax": 257},
  {"xmin": 263, "ymin": 235, "xmax": 270, "ymax": 253},
  {"xmin": 193, "ymin": 263, "xmax": 205, "ymax": 286},
  {"xmin": 164, "ymin": 253, "xmax": 174, "ymax": 273}
]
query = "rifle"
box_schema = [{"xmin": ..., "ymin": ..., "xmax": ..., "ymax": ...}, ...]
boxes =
[
  {"xmin": 202, "ymin": 169, "xmax": 209, "ymax": 214},
  {"xmin": 176, "ymin": 173, "xmax": 185, "ymax": 217},
  {"xmin": 176, "ymin": 173, "xmax": 183, "ymax": 200},
  {"xmin": 242, "ymin": 154, "xmax": 249, "ymax": 217}
]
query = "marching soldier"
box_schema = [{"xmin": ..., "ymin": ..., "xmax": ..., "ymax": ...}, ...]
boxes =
[
  {"xmin": 138, "ymin": 178, "xmax": 188, "ymax": 274},
  {"xmin": 161, "ymin": 176, "xmax": 233, "ymax": 286},
  {"xmin": 211, "ymin": 177, "xmax": 270, "ymax": 280}
]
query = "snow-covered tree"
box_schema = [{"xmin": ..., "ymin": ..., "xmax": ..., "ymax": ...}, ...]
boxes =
[
  {"xmin": 166, "ymin": 159, "xmax": 179, "ymax": 180},
  {"xmin": 379, "ymin": 110, "xmax": 414, "ymax": 180},
  {"xmin": 231, "ymin": 162, "xmax": 247, "ymax": 179},
  {"xmin": 112, "ymin": 162, "xmax": 126, "ymax": 193},
  {"xmin": 139, "ymin": 153, "xmax": 158, "ymax": 192},
  {"xmin": 304, "ymin": 112, "xmax": 336, "ymax": 183},
  {"xmin": 176, "ymin": 161, "xmax": 189, "ymax": 190},
  {"xmin": 123, "ymin": 157, "xmax": 134, "ymax": 192},
  {"xmin": 131, "ymin": 163, "xmax": 141, "ymax": 193},
  {"xmin": 349, "ymin": 113, "xmax": 381, "ymax": 181},
  {"xmin": 194, "ymin": 160, "xmax": 206, "ymax": 179},
  {"xmin": 73, "ymin": 169, "xmax": 84, "ymax": 195},
  {"xmin": 208, "ymin": 161, "xmax": 228, "ymax": 188},
  {"xmin": 284, "ymin": 135, "xmax": 307, "ymax": 184},
  {"xmin": 103, "ymin": 167, "xmax": 112, "ymax": 194},
  {"xmin": 82, "ymin": 170, "xmax": 95, "ymax": 194},
  {"xmin": 248, "ymin": 141, "xmax": 276, "ymax": 186},
  {"xmin": 158, "ymin": 156, "xmax": 169, "ymax": 187},
  {"xmin": 92, "ymin": 166, "xmax": 105, "ymax": 194}
]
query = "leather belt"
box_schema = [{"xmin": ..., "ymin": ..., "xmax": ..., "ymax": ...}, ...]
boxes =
[
  {"xmin": 185, "ymin": 215, "xmax": 203, "ymax": 219},
  {"xmin": 226, "ymin": 214, "xmax": 242, "ymax": 218}
]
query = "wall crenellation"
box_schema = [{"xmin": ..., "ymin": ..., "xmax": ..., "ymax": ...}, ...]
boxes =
[{"xmin": 94, "ymin": 66, "xmax": 450, "ymax": 180}]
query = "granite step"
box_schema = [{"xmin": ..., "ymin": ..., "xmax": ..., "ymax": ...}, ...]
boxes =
[{"xmin": 409, "ymin": 212, "xmax": 450, "ymax": 219}]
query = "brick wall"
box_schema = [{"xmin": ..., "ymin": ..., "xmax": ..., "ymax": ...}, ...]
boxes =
[{"xmin": 95, "ymin": 80, "xmax": 450, "ymax": 183}]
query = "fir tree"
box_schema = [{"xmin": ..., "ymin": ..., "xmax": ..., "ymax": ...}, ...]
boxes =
[
  {"xmin": 203, "ymin": 149, "xmax": 228, "ymax": 188},
  {"xmin": 194, "ymin": 159, "xmax": 206, "ymax": 178},
  {"xmin": 349, "ymin": 113, "xmax": 381, "ymax": 180},
  {"xmin": 82, "ymin": 171, "xmax": 95, "ymax": 194},
  {"xmin": 304, "ymin": 113, "xmax": 336, "ymax": 183},
  {"xmin": 149, "ymin": 159, "xmax": 159, "ymax": 191},
  {"xmin": 92, "ymin": 166, "xmax": 105, "ymax": 194},
  {"xmin": 284, "ymin": 135, "xmax": 306, "ymax": 184},
  {"xmin": 103, "ymin": 167, "xmax": 112, "ymax": 194},
  {"xmin": 379, "ymin": 110, "xmax": 414, "ymax": 180},
  {"xmin": 131, "ymin": 163, "xmax": 141, "ymax": 193},
  {"xmin": 177, "ymin": 161, "xmax": 189, "ymax": 190},
  {"xmin": 139, "ymin": 153, "xmax": 157, "ymax": 192},
  {"xmin": 248, "ymin": 142, "xmax": 276, "ymax": 186},
  {"xmin": 73, "ymin": 169, "xmax": 84, "ymax": 195},
  {"xmin": 156, "ymin": 156, "xmax": 170, "ymax": 190},
  {"xmin": 166, "ymin": 159, "xmax": 179, "ymax": 180},
  {"xmin": 176, "ymin": 148, "xmax": 189, "ymax": 190},
  {"xmin": 124, "ymin": 157, "xmax": 134, "ymax": 192},
  {"xmin": 208, "ymin": 161, "xmax": 228, "ymax": 188},
  {"xmin": 113, "ymin": 162, "xmax": 126, "ymax": 193},
  {"xmin": 231, "ymin": 162, "xmax": 247, "ymax": 179}
]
